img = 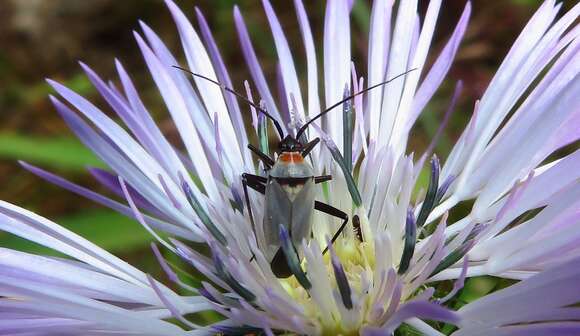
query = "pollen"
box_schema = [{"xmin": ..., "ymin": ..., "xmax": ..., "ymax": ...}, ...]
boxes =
[{"xmin": 276, "ymin": 224, "xmax": 379, "ymax": 335}]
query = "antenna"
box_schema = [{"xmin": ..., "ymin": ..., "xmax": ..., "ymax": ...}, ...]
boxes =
[
  {"xmin": 295, "ymin": 68, "xmax": 417, "ymax": 139},
  {"xmin": 172, "ymin": 65, "xmax": 284, "ymax": 138}
]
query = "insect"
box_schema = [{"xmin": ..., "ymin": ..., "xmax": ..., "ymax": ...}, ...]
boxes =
[{"xmin": 175, "ymin": 66, "xmax": 414, "ymax": 278}]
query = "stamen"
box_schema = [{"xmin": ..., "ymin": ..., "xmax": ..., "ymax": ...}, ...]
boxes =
[
  {"xmin": 202, "ymin": 281, "xmax": 241, "ymax": 308},
  {"xmin": 198, "ymin": 286, "xmax": 220, "ymax": 305},
  {"xmin": 328, "ymin": 241, "xmax": 353, "ymax": 310},
  {"xmin": 430, "ymin": 239, "xmax": 475, "ymax": 277},
  {"xmin": 230, "ymin": 185, "xmax": 244, "ymax": 213},
  {"xmin": 435, "ymin": 175, "xmax": 456, "ymax": 205},
  {"xmin": 398, "ymin": 207, "xmax": 417, "ymax": 274},
  {"xmin": 312, "ymin": 124, "xmax": 363, "ymax": 207},
  {"xmin": 416, "ymin": 156, "xmax": 440, "ymax": 228},
  {"xmin": 258, "ymin": 112, "xmax": 269, "ymax": 158},
  {"xmin": 211, "ymin": 248, "xmax": 256, "ymax": 302},
  {"xmin": 342, "ymin": 85, "xmax": 353, "ymax": 173},
  {"xmin": 179, "ymin": 172, "xmax": 227, "ymax": 246},
  {"xmin": 279, "ymin": 225, "xmax": 312, "ymax": 290}
]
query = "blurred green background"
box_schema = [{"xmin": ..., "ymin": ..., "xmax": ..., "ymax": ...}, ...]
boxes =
[{"xmin": 0, "ymin": 0, "xmax": 567, "ymax": 324}]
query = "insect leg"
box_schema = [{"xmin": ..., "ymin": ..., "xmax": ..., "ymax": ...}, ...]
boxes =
[
  {"xmin": 301, "ymin": 137, "xmax": 320, "ymax": 157},
  {"xmin": 243, "ymin": 173, "xmax": 267, "ymax": 190},
  {"xmin": 315, "ymin": 201, "xmax": 349, "ymax": 255},
  {"xmin": 241, "ymin": 173, "xmax": 265, "ymax": 227},
  {"xmin": 314, "ymin": 175, "xmax": 332, "ymax": 184},
  {"xmin": 242, "ymin": 173, "xmax": 266, "ymax": 264},
  {"xmin": 248, "ymin": 144, "xmax": 275, "ymax": 168}
]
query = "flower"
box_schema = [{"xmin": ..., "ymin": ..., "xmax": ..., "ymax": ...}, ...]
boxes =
[{"xmin": 1, "ymin": 0, "xmax": 579, "ymax": 335}]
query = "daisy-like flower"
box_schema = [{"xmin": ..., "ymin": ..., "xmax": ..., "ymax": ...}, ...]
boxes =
[{"xmin": 1, "ymin": 0, "xmax": 579, "ymax": 335}]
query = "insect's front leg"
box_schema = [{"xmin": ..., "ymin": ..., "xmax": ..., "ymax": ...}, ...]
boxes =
[
  {"xmin": 241, "ymin": 173, "xmax": 266, "ymax": 231},
  {"xmin": 247, "ymin": 144, "xmax": 275, "ymax": 169},
  {"xmin": 301, "ymin": 137, "xmax": 320, "ymax": 157},
  {"xmin": 242, "ymin": 173, "xmax": 267, "ymax": 264}
]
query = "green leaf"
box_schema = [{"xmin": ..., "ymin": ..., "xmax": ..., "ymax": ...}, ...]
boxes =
[
  {"xmin": 413, "ymin": 166, "xmax": 430, "ymax": 196},
  {"xmin": 458, "ymin": 276, "xmax": 498, "ymax": 304},
  {"xmin": 511, "ymin": 0, "xmax": 542, "ymax": 6},
  {"xmin": 396, "ymin": 323, "xmax": 424, "ymax": 336},
  {"xmin": 0, "ymin": 210, "xmax": 153, "ymax": 256},
  {"xmin": 352, "ymin": 1, "xmax": 370, "ymax": 34},
  {"xmin": 438, "ymin": 276, "xmax": 499, "ymax": 334},
  {"xmin": 418, "ymin": 105, "xmax": 453, "ymax": 155},
  {"xmin": 6, "ymin": 73, "xmax": 93, "ymax": 106},
  {"xmin": 0, "ymin": 133, "xmax": 103, "ymax": 171}
]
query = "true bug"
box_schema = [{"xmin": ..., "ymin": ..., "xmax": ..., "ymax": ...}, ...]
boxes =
[{"xmin": 175, "ymin": 66, "xmax": 414, "ymax": 278}]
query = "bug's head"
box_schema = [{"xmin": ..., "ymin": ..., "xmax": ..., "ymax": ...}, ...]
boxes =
[{"xmin": 278, "ymin": 135, "xmax": 303, "ymax": 153}]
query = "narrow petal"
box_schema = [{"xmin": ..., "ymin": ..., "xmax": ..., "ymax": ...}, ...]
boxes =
[{"xmin": 324, "ymin": 0, "xmax": 351, "ymax": 151}]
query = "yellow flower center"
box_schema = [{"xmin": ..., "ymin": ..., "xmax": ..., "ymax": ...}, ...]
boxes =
[{"xmin": 277, "ymin": 231, "xmax": 380, "ymax": 335}]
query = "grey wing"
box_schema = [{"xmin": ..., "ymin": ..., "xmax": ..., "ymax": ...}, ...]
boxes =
[
  {"xmin": 263, "ymin": 178, "xmax": 292, "ymax": 249},
  {"xmin": 290, "ymin": 178, "xmax": 315, "ymax": 246}
]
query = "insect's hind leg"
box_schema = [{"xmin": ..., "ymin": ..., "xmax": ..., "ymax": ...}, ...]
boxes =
[
  {"xmin": 314, "ymin": 175, "xmax": 332, "ymax": 184},
  {"xmin": 315, "ymin": 201, "xmax": 353, "ymax": 255}
]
